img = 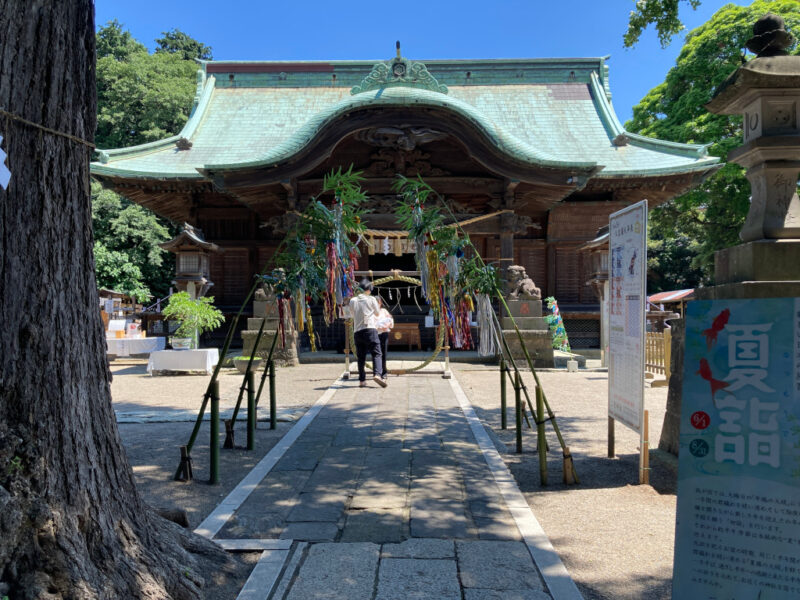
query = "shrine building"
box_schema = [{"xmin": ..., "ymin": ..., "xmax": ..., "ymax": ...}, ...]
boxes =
[{"xmin": 90, "ymin": 49, "xmax": 720, "ymax": 349}]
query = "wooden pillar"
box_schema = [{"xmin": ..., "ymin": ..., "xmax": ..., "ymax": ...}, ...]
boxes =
[{"xmin": 500, "ymin": 181, "xmax": 519, "ymax": 283}]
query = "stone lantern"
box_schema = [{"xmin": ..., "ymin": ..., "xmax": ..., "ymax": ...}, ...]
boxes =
[
  {"xmin": 159, "ymin": 223, "xmax": 221, "ymax": 299},
  {"xmin": 706, "ymin": 14, "xmax": 800, "ymax": 284}
]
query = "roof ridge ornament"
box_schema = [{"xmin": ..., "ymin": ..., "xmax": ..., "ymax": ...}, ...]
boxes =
[{"xmin": 351, "ymin": 41, "xmax": 448, "ymax": 95}]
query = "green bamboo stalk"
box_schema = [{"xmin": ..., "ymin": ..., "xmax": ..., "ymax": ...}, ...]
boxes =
[
  {"xmin": 404, "ymin": 179, "xmax": 570, "ymax": 474},
  {"xmin": 515, "ymin": 370, "xmax": 522, "ymax": 454},
  {"xmin": 500, "ymin": 357, "xmax": 507, "ymax": 430},
  {"xmin": 230, "ymin": 314, "xmax": 269, "ymax": 425},
  {"xmin": 269, "ymin": 360, "xmax": 277, "ymax": 430},
  {"xmin": 209, "ymin": 380, "xmax": 220, "ymax": 485},
  {"xmin": 254, "ymin": 328, "xmax": 280, "ymax": 407},
  {"xmin": 246, "ymin": 370, "xmax": 256, "ymax": 451},
  {"xmin": 536, "ymin": 385, "xmax": 548, "ymax": 486}
]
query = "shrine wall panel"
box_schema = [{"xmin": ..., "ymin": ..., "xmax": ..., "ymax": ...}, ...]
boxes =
[
  {"xmin": 551, "ymin": 242, "xmax": 594, "ymax": 304},
  {"xmin": 547, "ymin": 201, "xmax": 627, "ymax": 241},
  {"xmin": 217, "ymin": 248, "xmax": 251, "ymax": 305}
]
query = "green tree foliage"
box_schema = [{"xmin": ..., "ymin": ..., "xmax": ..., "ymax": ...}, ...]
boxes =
[
  {"xmin": 625, "ymin": 0, "xmax": 702, "ymax": 48},
  {"xmin": 626, "ymin": 1, "xmax": 800, "ymax": 289},
  {"xmin": 91, "ymin": 182, "xmax": 175, "ymax": 301},
  {"xmin": 96, "ymin": 49, "xmax": 198, "ymax": 149},
  {"xmin": 93, "ymin": 243, "xmax": 150, "ymax": 301},
  {"xmin": 96, "ymin": 19, "xmax": 146, "ymax": 60},
  {"xmin": 155, "ymin": 28, "xmax": 213, "ymax": 60}
]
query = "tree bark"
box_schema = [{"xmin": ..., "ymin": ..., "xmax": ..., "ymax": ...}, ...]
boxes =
[{"xmin": 0, "ymin": 2, "xmax": 230, "ymax": 597}]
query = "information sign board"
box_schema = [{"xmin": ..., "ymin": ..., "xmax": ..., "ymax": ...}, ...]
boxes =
[
  {"xmin": 673, "ymin": 297, "xmax": 800, "ymax": 599},
  {"xmin": 608, "ymin": 201, "xmax": 647, "ymax": 434}
]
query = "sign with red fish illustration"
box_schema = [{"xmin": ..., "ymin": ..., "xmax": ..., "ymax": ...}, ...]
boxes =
[
  {"xmin": 608, "ymin": 201, "xmax": 647, "ymax": 435},
  {"xmin": 673, "ymin": 297, "xmax": 800, "ymax": 599}
]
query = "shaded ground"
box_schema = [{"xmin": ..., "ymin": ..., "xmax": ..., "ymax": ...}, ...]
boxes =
[
  {"xmin": 112, "ymin": 361, "xmax": 343, "ymax": 599},
  {"xmin": 454, "ymin": 365, "xmax": 675, "ymax": 600}
]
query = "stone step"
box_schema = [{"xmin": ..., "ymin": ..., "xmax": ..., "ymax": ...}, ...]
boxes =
[
  {"xmin": 247, "ymin": 317, "xmax": 279, "ymax": 330},
  {"xmin": 501, "ymin": 316, "xmax": 548, "ymax": 330}
]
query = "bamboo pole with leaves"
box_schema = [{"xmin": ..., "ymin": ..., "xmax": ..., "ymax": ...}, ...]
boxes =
[
  {"xmin": 395, "ymin": 175, "xmax": 577, "ymax": 484},
  {"xmin": 175, "ymin": 167, "xmax": 370, "ymax": 479}
]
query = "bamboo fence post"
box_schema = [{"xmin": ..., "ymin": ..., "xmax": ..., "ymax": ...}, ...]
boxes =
[
  {"xmin": 174, "ymin": 280, "xmax": 259, "ymax": 480},
  {"xmin": 230, "ymin": 315, "xmax": 269, "ymax": 425},
  {"xmin": 641, "ymin": 409, "xmax": 651, "ymax": 485},
  {"xmin": 500, "ymin": 357, "xmax": 507, "ymax": 430},
  {"xmin": 210, "ymin": 380, "xmax": 220, "ymax": 485},
  {"xmin": 254, "ymin": 329, "xmax": 280, "ymax": 407},
  {"xmin": 515, "ymin": 371, "xmax": 523, "ymax": 454},
  {"xmin": 536, "ymin": 385, "xmax": 548, "ymax": 486},
  {"xmin": 246, "ymin": 371, "xmax": 256, "ymax": 451},
  {"xmin": 269, "ymin": 360, "xmax": 277, "ymax": 430}
]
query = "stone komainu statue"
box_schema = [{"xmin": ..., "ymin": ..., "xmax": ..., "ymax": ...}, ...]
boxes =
[{"xmin": 507, "ymin": 265, "xmax": 542, "ymax": 300}]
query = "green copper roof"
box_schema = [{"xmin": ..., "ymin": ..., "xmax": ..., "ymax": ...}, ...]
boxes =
[{"xmin": 91, "ymin": 56, "xmax": 719, "ymax": 180}]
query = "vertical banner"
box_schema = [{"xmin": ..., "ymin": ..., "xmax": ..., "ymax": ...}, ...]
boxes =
[
  {"xmin": 673, "ymin": 298, "xmax": 800, "ymax": 599},
  {"xmin": 608, "ymin": 201, "xmax": 647, "ymax": 435}
]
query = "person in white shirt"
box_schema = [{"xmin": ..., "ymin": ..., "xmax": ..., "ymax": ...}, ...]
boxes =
[
  {"xmin": 343, "ymin": 280, "xmax": 387, "ymax": 388},
  {"xmin": 376, "ymin": 297, "xmax": 394, "ymax": 379}
]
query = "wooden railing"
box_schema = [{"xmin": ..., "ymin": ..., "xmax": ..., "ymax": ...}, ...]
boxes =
[{"xmin": 645, "ymin": 330, "xmax": 671, "ymax": 380}]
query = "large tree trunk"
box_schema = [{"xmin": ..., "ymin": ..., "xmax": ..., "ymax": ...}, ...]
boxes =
[{"xmin": 0, "ymin": 3, "xmax": 230, "ymax": 598}]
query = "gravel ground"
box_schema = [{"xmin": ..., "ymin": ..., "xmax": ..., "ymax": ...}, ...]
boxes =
[
  {"xmin": 110, "ymin": 360, "xmax": 343, "ymax": 413},
  {"xmin": 111, "ymin": 359, "xmax": 676, "ymax": 599},
  {"xmin": 453, "ymin": 365, "xmax": 675, "ymax": 600},
  {"xmin": 110, "ymin": 360, "xmax": 343, "ymax": 600}
]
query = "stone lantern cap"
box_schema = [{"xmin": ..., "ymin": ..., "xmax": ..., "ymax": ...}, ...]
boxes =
[
  {"xmin": 159, "ymin": 223, "xmax": 221, "ymax": 253},
  {"xmin": 707, "ymin": 14, "xmax": 799, "ymax": 115}
]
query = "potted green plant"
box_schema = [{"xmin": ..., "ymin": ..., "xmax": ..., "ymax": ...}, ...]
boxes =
[{"xmin": 161, "ymin": 291, "xmax": 224, "ymax": 350}]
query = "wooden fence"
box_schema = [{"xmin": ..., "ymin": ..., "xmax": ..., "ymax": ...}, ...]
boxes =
[{"xmin": 645, "ymin": 330, "xmax": 671, "ymax": 383}]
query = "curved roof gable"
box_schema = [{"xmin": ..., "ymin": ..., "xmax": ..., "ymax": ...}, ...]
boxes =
[{"xmin": 91, "ymin": 55, "xmax": 719, "ymax": 181}]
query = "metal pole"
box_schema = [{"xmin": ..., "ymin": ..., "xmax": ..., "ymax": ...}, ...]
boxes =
[
  {"xmin": 500, "ymin": 358, "xmax": 507, "ymax": 430},
  {"xmin": 536, "ymin": 385, "xmax": 548, "ymax": 486},
  {"xmin": 515, "ymin": 371, "xmax": 522, "ymax": 454},
  {"xmin": 210, "ymin": 380, "xmax": 219, "ymax": 485},
  {"xmin": 247, "ymin": 370, "xmax": 256, "ymax": 451},
  {"xmin": 269, "ymin": 360, "xmax": 277, "ymax": 430}
]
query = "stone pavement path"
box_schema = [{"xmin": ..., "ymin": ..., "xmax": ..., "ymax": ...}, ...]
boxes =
[{"xmin": 205, "ymin": 373, "xmax": 576, "ymax": 599}]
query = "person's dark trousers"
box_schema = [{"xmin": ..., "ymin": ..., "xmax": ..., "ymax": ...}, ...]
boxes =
[
  {"xmin": 378, "ymin": 332, "xmax": 389, "ymax": 378},
  {"xmin": 354, "ymin": 328, "xmax": 383, "ymax": 381}
]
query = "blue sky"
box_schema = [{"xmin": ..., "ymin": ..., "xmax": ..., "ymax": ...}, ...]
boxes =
[{"xmin": 96, "ymin": 0, "xmax": 738, "ymax": 124}]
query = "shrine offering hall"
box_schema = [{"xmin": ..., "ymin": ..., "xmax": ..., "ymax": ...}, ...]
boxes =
[{"xmin": 91, "ymin": 51, "xmax": 719, "ymax": 349}]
